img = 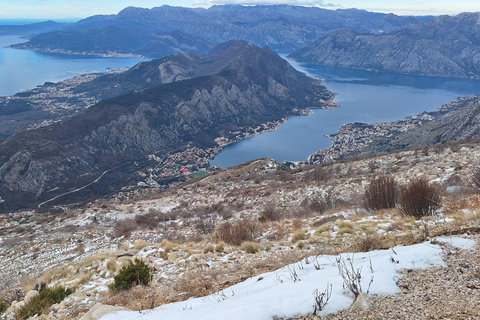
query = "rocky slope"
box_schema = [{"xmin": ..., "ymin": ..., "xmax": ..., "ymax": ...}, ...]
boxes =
[
  {"xmin": 0, "ymin": 41, "xmax": 335, "ymax": 212},
  {"xmin": 11, "ymin": 5, "xmax": 431, "ymax": 56},
  {"xmin": 289, "ymin": 12, "xmax": 480, "ymax": 78},
  {"xmin": 1, "ymin": 145, "xmax": 480, "ymax": 319}
]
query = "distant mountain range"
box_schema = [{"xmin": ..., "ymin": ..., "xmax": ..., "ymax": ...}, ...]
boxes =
[
  {"xmin": 8, "ymin": 5, "xmax": 432, "ymax": 58},
  {"xmin": 9, "ymin": 26, "xmax": 216, "ymax": 58},
  {"xmin": 0, "ymin": 20, "xmax": 62, "ymax": 36},
  {"xmin": 0, "ymin": 40, "xmax": 335, "ymax": 212},
  {"xmin": 289, "ymin": 12, "xmax": 480, "ymax": 78}
]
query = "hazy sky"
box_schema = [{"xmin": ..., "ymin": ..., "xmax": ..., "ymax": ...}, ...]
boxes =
[{"xmin": 0, "ymin": 0, "xmax": 479, "ymax": 19}]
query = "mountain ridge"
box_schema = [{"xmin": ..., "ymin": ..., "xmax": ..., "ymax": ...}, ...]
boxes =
[
  {"xmin": 0, "ymin": 40, "xmax": 335, "ymax": 212},
  {"xmin": 9, "ymin": 5, "xmax": 432, "ymax": 57},
  {"xmin": 288, "ymin": 12, "xmax": 480, "ymax": 78}
]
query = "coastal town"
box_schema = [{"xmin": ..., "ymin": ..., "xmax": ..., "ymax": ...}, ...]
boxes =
[
  {"xmin": 0, "ymin": 68, "xmax": 128, "ymax": 134},
  {"xmin": 307, "ymin": 97, "xmax": 473, "ymax": 164}
]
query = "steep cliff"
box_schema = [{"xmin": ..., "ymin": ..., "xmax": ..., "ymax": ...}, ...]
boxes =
[
  {"xmin": 0, "ymin": 41, "xmax": 335, "ymax": 212},
  {"xmin": 289, "ymin": 12, "xmax": 480, "ymax": 78}
]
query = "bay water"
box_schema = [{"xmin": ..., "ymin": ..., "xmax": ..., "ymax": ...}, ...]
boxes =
[
  {"xmin": 1, "ymin": 35, "xmax": 479, "ymax": 168},
  {"xmin": 210, "ymin": 58, "xmax": 480, "ymax": 167},
  {"xmin": 0, "ymin": 35, "xmax": 146, "ymax": 96}
]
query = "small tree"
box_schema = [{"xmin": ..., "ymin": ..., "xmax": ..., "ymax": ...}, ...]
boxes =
[
  {"xmin": 109, "ymin": 259, "xmax": 152, "ymax": 293},
  {"xmin": 399, "ymin": 178, "xmax": 440, "ymax": 218},
  {"xmin": 364, "ymin": 175, "xmax": 398, "ymax": 211}
]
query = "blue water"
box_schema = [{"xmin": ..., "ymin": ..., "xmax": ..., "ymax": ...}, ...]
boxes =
[
  {"xmin": 211, "ymin": 58, "xmax": 480, "ymax": 167},
  {"xmin": 0, "ymin": 35, "xmax": 146, "ymax": 96}
]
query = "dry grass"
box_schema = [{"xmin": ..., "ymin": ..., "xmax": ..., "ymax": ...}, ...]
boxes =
[
  {"xmin": 133, "ymin": 239, "xmax": 153, "ymax": 250},
  {"xmin": 79, "ymin": 252, "xmax": 112, "ymax": 269},
  {"xmin": 241, "ymin": 241, "xmax": 263, "ymax": 254},
  {"xmin": 292, "ymin": 230, "xmax": 307, "ymax": 243},
  {"xmin": 352, "ymin": 234, "xmax": 386, "ymax": 252},
  {"xmin": 336, "ymin": 220, "xmax": 355, "ymax": 235}
]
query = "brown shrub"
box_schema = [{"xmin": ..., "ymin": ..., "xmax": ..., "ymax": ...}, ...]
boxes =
[
  {"xmin": 471, "ymin": 167, "xmax": 480, "ymax": 191},
  {"xmin": 215, "ymin": 218, "xmax": 261, "ymax": 246},
  {"xmin": 307, "ymin": 166, "xmax": 328, "ymax": 181},
  {"xmin": 114, "ymin": 218, "xmax": 137, "ymax": 236},
  {"xmin": 195, "ymin": 216, "xmax": 217, "ymax": 236},
  {"xmin": 399, "ymin": 178, "xmax": 440, "ymax": 219},
  {"xmin": 135, "ymin": 209, "xmax": 161, "ymax": 229},
  {"xmin": 364, "ymin": 175, "xmax": 398, "ymax": 211},
  {"xmin": 260, "ymin": 205, "xmax": 284, "ymax": 221}
]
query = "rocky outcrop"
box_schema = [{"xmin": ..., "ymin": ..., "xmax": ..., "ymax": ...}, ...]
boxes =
[
  {"xmin": 289, "ymin": 12, "xmax": 480, "ymax": 78},
  {"xmin": 79, "ymin": 303, "xmax": 126, "ymax": 320},
  {"xmin": 0, "ymin": 41, "xmax": 335, "ymax": 212}
]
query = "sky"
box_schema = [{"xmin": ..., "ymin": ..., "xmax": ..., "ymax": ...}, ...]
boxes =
[{"xmin": 0, "ymin": 0, "xmax": 479, "ymax": 20}]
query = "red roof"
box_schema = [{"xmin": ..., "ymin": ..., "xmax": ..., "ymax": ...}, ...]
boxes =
[{"xmin": 181, "ymin": 169, "xmax": 189, "ymax": 172}]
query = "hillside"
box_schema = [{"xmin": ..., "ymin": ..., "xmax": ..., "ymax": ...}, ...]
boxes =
[
  {"xmin": 9, "ymin": 27, "xmax": 216, "ymax": 58},
  {"xmin": 288, "ymin": 12, "xmax": 480, "ymax": 78},
  {"xmin": 0, "ymin": 41, "xmax": 335, "ymax": 212},
  {"xmin": 10, "ymin": 5, "xmax": 431, "ymax": 56},
  {"xmin": 308, "ymin": 94, "xmax": 480, "ymax": 164},
  {"xmin": 1, "ymin": 143, "xmax": 479, "ymax": 319}
]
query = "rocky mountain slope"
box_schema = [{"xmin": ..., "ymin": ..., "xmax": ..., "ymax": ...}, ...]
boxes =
[
  {"xmin": 11, "ymin": 5, "xmax": 431, "ymax": 57},
  {"xmin": 1, "ymin": 144, "xmax": 479, "ymax": 319},
  {"xmin": 289, "ymin": 12, "xmax": 480, "ymax": 78},
  {"xmin": 0, "ymin": 41, "xmax": 335, "ymax": 212}
]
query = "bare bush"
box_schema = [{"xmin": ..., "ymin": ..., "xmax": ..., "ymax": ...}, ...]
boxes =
[
  {"xmin": 195, "ymin": 216, "xmax": 217, "ymax": 236},
  {"xmin": 471, "ymin": 167, "xmax": 480, "ymax": 191},
  {"xmin": 313, "ymin": 284, "xmax": 332, "ymax": 315},
  {"xmin": 215, "ymin": 218, "xmax": 261, "ymax": 246},
  {"xmin": 114, "ymin": 218, "xmax": 137, "ymax": 236},
  {"xmin": 336, "ymin": 255, "xmax": 373, "ymax": 298},
  {"xmin": 307, "ymin": 166, "xmax": 328, "ymax": 182},
  {"xmin": 399, "ymin": 178, "xmax": 440, "ymax": 219},
  {"xmin": 302, "ymin": 196, "xmax": 332, "ymax": 216},
  {"xmin": 134, "ymin": 209, "xmax": 161, "ymax": 229},
  {"xmin": 364, "ymin": 175, "xmax": 398, "ymax": 211},
  {"xmin": 260, "ymin": 205, "xmax": 284, "ymax": 221}
]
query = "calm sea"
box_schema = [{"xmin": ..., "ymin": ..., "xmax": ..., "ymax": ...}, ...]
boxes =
[
  {"xmin": 0, "ymin": 35, "xmax": 146, "ymax": 96},
  {"xmin": 210, "ymin": 57, "xmax": 480, "ymax": 167}
]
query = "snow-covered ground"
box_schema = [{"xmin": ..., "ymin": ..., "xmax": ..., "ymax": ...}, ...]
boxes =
[{"xmin": 100, "ymin": 237, "xmax": 475, "ymax": 320}]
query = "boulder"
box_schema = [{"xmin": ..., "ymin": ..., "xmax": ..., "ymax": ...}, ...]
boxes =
[
  {"xmin": 79, "ymin": 302, "xmax": 126, "ymax": 320},
  {"xmin": 24, "ymin": 290, "xmax": 39, "ymax": 305}
]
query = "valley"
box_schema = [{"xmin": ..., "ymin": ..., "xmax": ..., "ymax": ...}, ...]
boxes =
[{"xmin": 1, "ymin": 4, "xmax": 480, "ymax": 320}]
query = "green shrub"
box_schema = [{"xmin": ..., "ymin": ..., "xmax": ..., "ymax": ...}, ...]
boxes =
[
  {"xmin": 0, "ymin": 301, "xmax": 7, "ymax": 313},
  {"xmin": 14, "ymin": 286, "xmax": 73, "ymax": 320},
  {"xmin": 109, "ymin": 259, "xmax": 152, "ymax": 293}
]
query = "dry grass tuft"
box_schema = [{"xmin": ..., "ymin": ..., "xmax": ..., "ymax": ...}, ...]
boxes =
[
  {"xmin": 241, "ymin": 241, "xmax": 263, "ymax": 254},
  {"xmin": 134, "ymin": 239, "xmax": 152, "ymax": 250},
  {"xmin": 292, "ymin": 230, "xmax": 307, "ymax": 243}
]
